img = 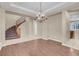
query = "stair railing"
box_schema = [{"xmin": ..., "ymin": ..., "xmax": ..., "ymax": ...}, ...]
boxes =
[{"xmin": 16, "ymin": 16, "xmax": 26, "ymax": 37}]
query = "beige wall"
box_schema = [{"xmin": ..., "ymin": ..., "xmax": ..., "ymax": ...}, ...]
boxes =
[{"xmin": 0, "ymin": 8, "xmax": 5, "ymax": 49}]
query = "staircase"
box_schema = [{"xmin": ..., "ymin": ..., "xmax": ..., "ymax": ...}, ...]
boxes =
[{"xmin": 6, "ymin": 17, "xmax": 26, "ymax": 40}]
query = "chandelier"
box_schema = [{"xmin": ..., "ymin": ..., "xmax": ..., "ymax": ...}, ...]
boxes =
[{"xmin": 34, "ymin": 2, "xmax": 48, "ymax": 23}]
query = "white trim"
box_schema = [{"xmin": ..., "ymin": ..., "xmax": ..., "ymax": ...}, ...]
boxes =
[
  {"xmin": 40, "ymin": 36, "xmax": 63, "ymax": 42},
  {"xmin": 44, "ymin": 2, "xmax": 77, "ymax": 16},
  {"xmin": 3, "ymin": 36, "xmax": 38, "ymax": 47},
  {"xmin": 7, "ymin": 38, "xmax": 62, "ymax": 46},
  {"xmin": 3, "ymin": 37, "xmax": 79, "ymax": 51},
  {"xmin": 62, "ymin": 39, "xmax": 79, "ymax": 50},
  {"xmin": 33, "ymin": 20, "xmax": 38, "ymax": 36},
  {"xmin": 62, "ymin": 43, "xmax": 79, "ymax": 50},
  {"xmin": 3, "ymin": 36, "xmax": 63, "ymax": 47},
  {"xmin": 43, "ymin": 3, "xmax": 68, "ymax": 14},
  {"xmin": 10, "ymin": 3, "xmax": 37, "ymax": 14}
]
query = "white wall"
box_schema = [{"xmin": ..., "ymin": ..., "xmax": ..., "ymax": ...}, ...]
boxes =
[
  {"xmin": 47, "ymin": 14, "xmax": 63, "ymax": 42},
  {"xmin": 37, "ymin": 21, "xmax": 42, "ymax": 38},
  {"xmin": 75, "ymin": 30, "xmax": 79, "ymax": 39},
  {"xmin": 20, "ymin": 17, "xmax": 34, "ymax": 38},
  {"xmin": 62, "ymin": 11, "xmax": 70, "ymax": 43},
  {"xmin": 0, "ymin": 8, "xmax": 5, "ymax": 49},
  {"xmin": 48, "ymin": 14, "xmax": 62, "ymax": 42},
  {"xmin": 37, "ymin": 13, "xmax": 63, "ymax": 42}
]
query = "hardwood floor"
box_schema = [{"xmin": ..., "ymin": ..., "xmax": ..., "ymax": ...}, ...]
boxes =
[{"xmin": 0, "ymin": 39, "xmax": 79, "ymax": 56}]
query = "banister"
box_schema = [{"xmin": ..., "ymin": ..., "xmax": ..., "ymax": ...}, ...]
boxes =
[
  {"xmin": 16, "ymin": 16, "xmax": 26, "ymax": 27},
  {"xmin": 16, "ymin": 16, "xmax": 26, "ymax": 37}
]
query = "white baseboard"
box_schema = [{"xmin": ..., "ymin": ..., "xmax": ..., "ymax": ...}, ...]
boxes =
[
  {"xmin": 3, "ymin": 36, "xmax": 63, "ymax": 48},
  {"xmin": 42, "ymin": 37, "xmax": 63, "ymax": 42},
  {"xmin": 62, "ymin": 42, "xmax": 79, "ymax": 50},
  {"xmin": 3, "ymin": 35, "xmax": 79, "ymax": 51},
  {"xmin": 3, "ymin": 36, "xmax": 40, "ymax": 47},
  {"xmin": 61, "ymin": 39, "xmax": 79, "ymax": 50}
]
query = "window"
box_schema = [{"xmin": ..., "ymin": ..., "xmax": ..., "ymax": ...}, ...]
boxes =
[{"xmin": 70, "ymin": 21, "xmax": 79, "ymax": 30}]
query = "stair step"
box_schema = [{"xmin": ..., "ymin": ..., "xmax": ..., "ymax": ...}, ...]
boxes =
[{"xmin": 5, "ymin": 19, "xmax": 25, "ymax": 40}]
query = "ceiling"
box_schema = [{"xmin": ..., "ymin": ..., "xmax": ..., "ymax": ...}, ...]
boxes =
[
  {"xmin": 0, "ymin": 2, "xmax": 79, "ymax": 17},
  {"xmin": 13, "ymin": 2, "xmax": 63, "ymax": 12},
  {"xmin": 69, "ymin": 11, "xmax": 79, "ymax": 21}
]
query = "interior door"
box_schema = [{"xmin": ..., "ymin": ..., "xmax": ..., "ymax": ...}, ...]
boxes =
[{"xmin": 70, "ymin": 31, "xmax": 74, "ymax": 39}]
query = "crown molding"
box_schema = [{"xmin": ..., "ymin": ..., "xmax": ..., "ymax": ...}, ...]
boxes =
[
  {"xmin": 5, "ymin": 10, "xmax": 33, "ymax": 18},
  {"xmin": 43, "ymin": 2, "xmax": 77, "ymax": 16},
  {"xmin": 10, "ymin": 3, "xmax": 38, "ymax": 14}
]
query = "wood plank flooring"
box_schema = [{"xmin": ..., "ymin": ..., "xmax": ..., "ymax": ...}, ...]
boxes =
[{"xmin": 0, "ymin": 39, "xmax": 79, "ymax": 56}]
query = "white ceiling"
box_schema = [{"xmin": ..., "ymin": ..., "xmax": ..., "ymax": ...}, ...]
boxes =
[
  {"xmin": 69, "ymin": 12, "xmax": 79, "ymax": 21},
  {"xmin": 13, "ymin": 2, "xmax": 63, "ymax": 12},
  {"xmin": 0, "ymin": 2, "xmax": 78, "ymax": 17}
]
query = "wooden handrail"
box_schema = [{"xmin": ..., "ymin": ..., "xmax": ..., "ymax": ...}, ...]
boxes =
[
  {"xmin": 16, "ymin": 17, "xmax": 26, "ymax": 27},
  {"xmin": 16, "ymin": 16, "xmax": 26, "ymax": 37}
]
